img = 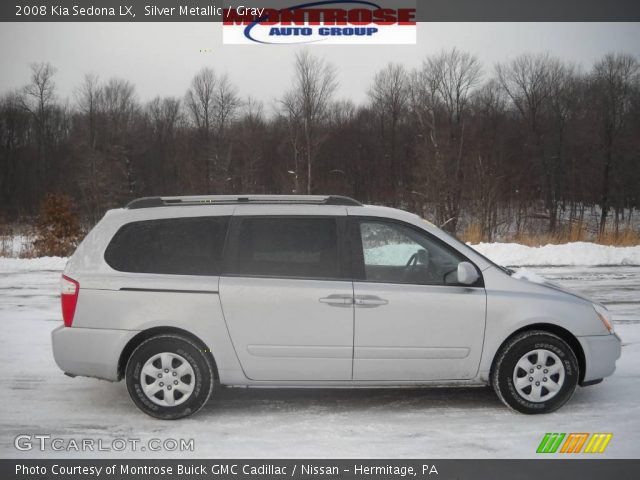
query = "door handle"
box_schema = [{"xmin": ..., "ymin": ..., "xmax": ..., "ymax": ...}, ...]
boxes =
[
  {"xmin": 319, "ymin": 294, "xmax": 353, "ymax": 307},
  {"xmin": 354, "ymin": 295, "xmax": 389, "ymax": 307}
]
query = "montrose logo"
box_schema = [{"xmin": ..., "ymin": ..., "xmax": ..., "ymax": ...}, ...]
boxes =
[{"xmin": 222, "ymin": 1, "xmax": 416, "ymax": 45}]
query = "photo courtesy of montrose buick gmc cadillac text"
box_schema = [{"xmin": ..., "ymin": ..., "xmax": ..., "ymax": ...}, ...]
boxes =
[{"xmin": 52, "ymin": 195, "xmax": 621, "ymax": 419}]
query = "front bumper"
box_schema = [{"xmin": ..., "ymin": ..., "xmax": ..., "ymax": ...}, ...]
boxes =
[
  {"xmin": 578, "ymin": 333, "xmax": 622, "ymax": 383},
  {"xmin": 51, "ymin": 325, "xmax": 138, "ymax": 381}
]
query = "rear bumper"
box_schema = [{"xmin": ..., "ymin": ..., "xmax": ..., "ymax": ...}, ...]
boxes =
[
  {"xmin": 51, "ymin": 325, "xmax": 138, "ymax": 381},
  {"xmin": 578, "ymin": 333, "xmax": 622, "ymax": 383}
]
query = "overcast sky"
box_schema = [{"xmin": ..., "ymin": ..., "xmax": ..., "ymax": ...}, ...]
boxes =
[{"xmin": 1, "ymin": 22, "xmax": 639, "ymax": 108}]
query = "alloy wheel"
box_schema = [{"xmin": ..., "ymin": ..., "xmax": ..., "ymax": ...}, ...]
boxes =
[
  {"xmin": 512, "ymin": 349, "xmax": 565, "ymax": 402},
  {"xmin": 140, "ymin": 352, "xmax": 195, "ymax": 407}
]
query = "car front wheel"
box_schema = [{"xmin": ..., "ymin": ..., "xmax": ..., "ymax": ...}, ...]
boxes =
[
  {"xmin": 491, "ymin": 330, "xmax": 579, "ymax": 414},
  {"xmin": 125, "ymin": 334, "xmax": 214, "ymax": 419}
]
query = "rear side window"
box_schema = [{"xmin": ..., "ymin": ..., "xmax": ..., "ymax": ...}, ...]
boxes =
[
  {"xmin": 105, "ymin": 216, "xmax": 229, "ymax": 276},
  {"xmin": 228, "ymin": 217, "xmax": 340, "ymax": 279}
]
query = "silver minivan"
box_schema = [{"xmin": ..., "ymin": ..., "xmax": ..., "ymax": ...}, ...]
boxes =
[{"xmin": 52, "ymin": 195, "xmax": 621, "ymax": 419}]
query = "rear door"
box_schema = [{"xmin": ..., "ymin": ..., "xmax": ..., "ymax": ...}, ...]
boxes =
[
  {"xmin": 219, "ymin": 208, "xmax": 354, "ymax": 381},
  {"xmin": 350, "ymin": 217, "xmax": 487, "ymax": 381}
]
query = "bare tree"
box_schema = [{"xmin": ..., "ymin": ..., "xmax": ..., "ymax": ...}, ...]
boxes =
[
  {"xmin": 74, "ymin": 73, "xmax": 104, "ymax": 221},
  {"xmin": 20, "ymin": 62, "xmax": 57, "ymax": 202},
  {"xmin": 75, "ymin": 73, "xmax": 102, "ymax": 148},
  {"xmin": 233, "ymin": 97, "xmax": 266, "ymax": 192},
  {"xmin": 411, "ymin": 49, "xmax": 482, "ymax": 232},
  {"xmin": 185, "ymin": 68, "xmax": 239, "ymax": 190},
  {"xmin": 547, "ymin": 62, "xmax": 581, "ymax": 226},
  {"xmin": 214, "ymin": 74, "xmax": 240, "ymax": 136},
  {"xmin": 102, "ymin": 78, "xmax": 136, "ymax": 138},
  {"xmin": 100, "ymin": 78, "xmax": 138, "ymax": 196},
  {"xmin": 283, "ymin": 51, "xmax": 337, "ymax": 194},
  {"xmin": 280, "ymin": 90, "xmax": 302, "ymax": 193},
  {"xmin": 496, "ymin": 53, "xmax": 556, "ymax": 127},
  {"xmin": 407, "ymin": 62, "xmax": 442, "ymax": 219},
  {"xmin": 0, "ymin": 92, "xmax": 29, "ymax": 212},
  {"xmin": 214, "ymin": 74, "xmax": 241, "ymax": 185},
  {"xmin": 591, "ymin": 53, "xmax": 640, "ymax": 233},
  {"xmin": 429, "ymin": 49, "xmax": 482, "ymax": 125},
  {"xmin": 22, "ymin": 63, "xmax": 57, "ymax": 120},
  {"xmin": 328, "ymin": 99, "xmax": 356, "ymax": 127},
  {"xmin": 148, "ymin": 97, "xmax": 181, "ymax": 138},
  {"xmin": 470, "ymin": 79, "xmax": 508, "ymax": 239},
  {"xmin": 186, "ymin": 67, "xmax": 216, "ymax": 135},
  {"xmin": 496, "ymin": 53, "xmax": 565, "ymax": 231},
  {"xmin": 146, "ymin": 96, "xmax": 182, "ymax": 192},
  {"xmin": 369, "ymin": 63, "xmax": 409, "ymax": 204}
]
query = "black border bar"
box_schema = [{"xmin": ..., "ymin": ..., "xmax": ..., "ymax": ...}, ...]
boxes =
[
  {"xmin": 4, "ymin": 459, "xmax": 640, "ymax": 480},
  {"xmin": 2, "ymin": 0, "xmax": 640, "ymax": 22}
]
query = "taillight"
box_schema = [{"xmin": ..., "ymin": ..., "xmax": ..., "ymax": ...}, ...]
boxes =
[{"xmin": 61, "ymin": 275, "xmax": 79, "ymax": 327}]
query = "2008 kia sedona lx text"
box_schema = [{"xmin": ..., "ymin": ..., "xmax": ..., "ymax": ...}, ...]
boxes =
[{"xmin": 52, "ymin": 195, "xmax": 621, "ymax": 419}]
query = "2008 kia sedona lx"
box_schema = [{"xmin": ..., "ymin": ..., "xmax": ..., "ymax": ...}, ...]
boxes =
[{"xmin": 52, "ymin": 195, "xmax": 621, "ymax": 419}]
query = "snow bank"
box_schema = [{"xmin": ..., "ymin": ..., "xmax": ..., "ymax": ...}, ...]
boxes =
[
  {"xmin": 0, "ymin": 256, "xmax": 67, "ymax": 273},
  {"xmin": 471, "ymin": 241, "xmax": 640, "ymax": 267},
  {"xmin": 366, "ymin": 241, "xmax": 640, "ymax": 267}
]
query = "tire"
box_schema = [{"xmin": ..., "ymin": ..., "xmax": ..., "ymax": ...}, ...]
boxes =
[
  {"xmin": 125, "ymin": 334, "xmax": 214, "ymax": 420},
  {"xmin": 491, "ymin": 330, "xmax": 579, "ymax": 414}
]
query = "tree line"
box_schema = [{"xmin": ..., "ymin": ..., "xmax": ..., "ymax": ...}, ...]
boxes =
[{"xmin": 0, "ymin": 49, "xmax": 639, "ymax": 239}]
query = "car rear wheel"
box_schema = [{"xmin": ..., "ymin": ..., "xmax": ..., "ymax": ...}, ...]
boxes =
[
  {"xmin": 125, "ymin": 334, "xmax": 214, "ymax": 419},
  {"xmin": 491, "ymin": 330, "xmax": 579, "ymax": 414}
]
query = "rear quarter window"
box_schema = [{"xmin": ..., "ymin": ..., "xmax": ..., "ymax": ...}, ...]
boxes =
[
  {"xmin": 104, "ymin": 216, "xmax": 229, "ymax": 276},
  {"xmin": 227, "ymin": 217, "xmax": 340, "ymax": 279}
]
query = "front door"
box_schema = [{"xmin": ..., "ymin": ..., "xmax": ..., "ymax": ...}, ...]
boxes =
[
  {"xmin": 350, "ymin": 218, "xmax": 486, "ymax": 381},
  {"xmin": 219, "ymin": 213, "xmax": 354, "ymax": 381}
]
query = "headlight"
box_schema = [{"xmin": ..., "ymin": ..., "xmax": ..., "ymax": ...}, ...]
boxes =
[{"xmin": 593, "ymin": 304, "xmax": 614, "ymax": 333}]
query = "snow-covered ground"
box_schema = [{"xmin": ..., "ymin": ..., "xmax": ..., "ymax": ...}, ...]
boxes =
[{"xmin": 0, "ymin": 249, "xmax": 639, "ymax": 458}]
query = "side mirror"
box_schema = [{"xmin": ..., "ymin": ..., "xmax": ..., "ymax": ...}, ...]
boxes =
[{"xmin": 457, "ymin": 261, "xmax": 479, "ymax": 285}]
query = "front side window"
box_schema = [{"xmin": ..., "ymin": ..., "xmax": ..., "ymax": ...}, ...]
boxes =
[
  {"xmin": 358, "ymin": 220, "xmax": 464, "ymax": 285},
  {"xmin": 228, "ymin": 217, "xmax": 340, "ymax": 279},
  {"xmin": 105, "ymin": 216, "xmax": 229, "ymax": 276}
]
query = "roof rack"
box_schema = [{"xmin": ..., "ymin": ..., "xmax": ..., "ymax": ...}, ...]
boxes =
[{"xmin": 125, "ymin": 195, "xmax": 362, "ymax": 209}]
